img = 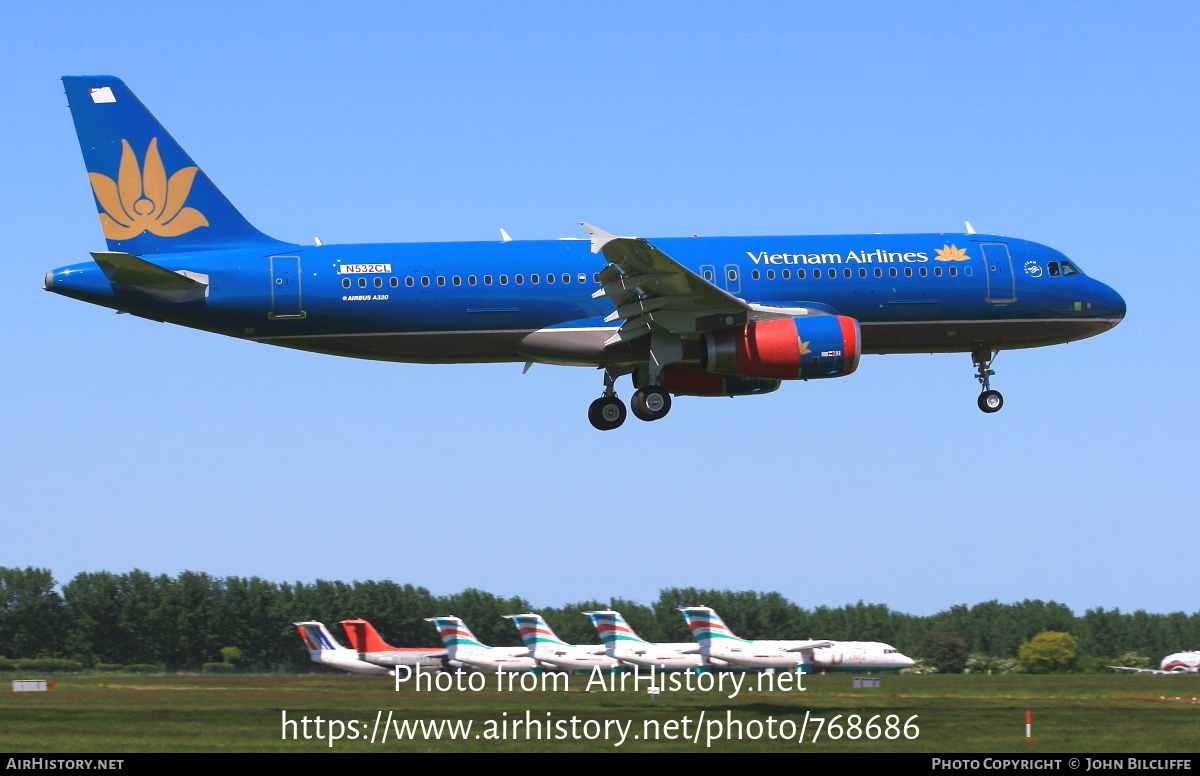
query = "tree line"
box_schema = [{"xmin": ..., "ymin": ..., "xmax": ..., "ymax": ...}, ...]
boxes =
[{"xmin": 1, "ymin": 567, "xmax": 1196, "ymax": 671}]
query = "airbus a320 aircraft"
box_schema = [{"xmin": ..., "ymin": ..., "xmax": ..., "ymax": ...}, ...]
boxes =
[{"xmin": 47, "ymin": 76, "xmax": 1126, "ymax": 429}]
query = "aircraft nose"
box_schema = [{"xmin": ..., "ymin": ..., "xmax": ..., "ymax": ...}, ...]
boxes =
[{"xmin": 1094, "ymin": 281, "xmax": 1126, "ymax": 326}]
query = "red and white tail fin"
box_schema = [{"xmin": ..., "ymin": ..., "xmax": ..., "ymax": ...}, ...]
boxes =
[{"xmin": 340, "ymin": 619, "xmax": 398, "ymax": 653}]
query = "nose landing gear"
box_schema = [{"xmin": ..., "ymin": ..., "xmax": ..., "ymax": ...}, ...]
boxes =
[
  {"xmin": 588, "ymin": 368, "xmax": 627, "ymax": 430},
  {"xmin": 972, "ymin": 348, "xmax": 1003, "ymax": 413}
]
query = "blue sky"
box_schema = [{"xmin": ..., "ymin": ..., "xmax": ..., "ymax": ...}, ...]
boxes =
[{"xmin": 3, "ymin": 1, "xmax": 1196, "ymax": 617}]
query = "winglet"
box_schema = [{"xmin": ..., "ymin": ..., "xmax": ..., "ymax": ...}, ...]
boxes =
[
  {"xmin": 965, "ymin": 221, "xmax": 977, "ymax": 235},
  {"xmin": 580, "ymin": 222, "xmax": 627, "ymax": 254},
  {"xmin": 499, "ymin": 228, "xmax": 513, "ymax": 243}
]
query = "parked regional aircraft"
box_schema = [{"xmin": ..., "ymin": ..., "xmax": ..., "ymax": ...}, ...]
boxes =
[
  {"xmin": 583, "ymin": 610, "xmax": 726, "ymax": 670},
  {"xmin": 294, "ymin": 620, "xmax": 392, "ymax": 676},
  {"xmin": 338, "ymin": 618, "xmax": 446, "ymax": 670},
  {"xmin": 1110, "ymin": 651, "xmax": 1200, "ymax": 674},
  {"xmin": 503, "ymin": 613, "xmax": 621, "ymax": 671},
  {"xmin": 48, "ymin": 76, "xmax": 1126, "ymax": 429},
  {"xmin": 678, "ymin": 606, "xmax": 915, "ymax": 672},
  {"xmin": 425, "ymin": 616, "xmax": 538, "ymax": 673}
]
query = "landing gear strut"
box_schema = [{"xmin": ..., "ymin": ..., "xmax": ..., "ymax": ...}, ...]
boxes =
[
  {"xmin": 587, "ymin": 369, "xmax": 626, "ymax": 430},
  {"xmin": 972, "ymin": 348, "xmax": 1003, "ymax": 413}
]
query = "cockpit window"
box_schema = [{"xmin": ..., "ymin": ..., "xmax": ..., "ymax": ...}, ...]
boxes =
[
  {"xmin": 1061, "ymin": 261, "xmax": 1081, "ymax": 276},
  {"xmin": 1048, "ymin": 262, "xmax": 1060, "ymax": 276}
]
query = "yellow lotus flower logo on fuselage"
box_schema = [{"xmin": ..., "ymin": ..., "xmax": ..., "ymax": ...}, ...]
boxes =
[
  {"xmin": 934, "ymin": 244, "xmax": 969, "ymax": 261},
  {"xmin": 88, "ymin": 138, "xmax": 209, "ymax": 240}
]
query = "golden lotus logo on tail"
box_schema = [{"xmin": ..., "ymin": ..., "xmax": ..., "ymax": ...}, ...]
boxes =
[
  {"xmin": 88, "ymin": 138, "xmax": 209, "ymax": 239},
  {"xmin": 934, "ymin": 244, "xmax": 969, "ymax": 262}
]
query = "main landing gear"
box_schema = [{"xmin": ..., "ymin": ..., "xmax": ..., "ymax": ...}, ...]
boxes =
[
  {"xmin": 587, "ymin": 370, "xmax": 672, "ymax": 430},
  {"xmin": 972, "ymin": 348, "xmax": 1003, "ymax": 413}
]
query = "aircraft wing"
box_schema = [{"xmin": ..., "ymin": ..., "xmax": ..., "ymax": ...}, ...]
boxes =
[
  {"xmin": 784, "ymin": 640, "xmax": 835, "ymax": 652},
  {"xmin": 1108, "ymin": 665, "xmax": 1169, "ymax": 674},
  {"xmin": 583, "ymin": 224, "xmax": 822, "ymax": 347}
]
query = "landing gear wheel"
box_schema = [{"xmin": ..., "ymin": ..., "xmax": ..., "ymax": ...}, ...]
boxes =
[
  {"xmin": 978, "ymin": 390, "xmax": 1003, "ymax": 413},
  {"xmin": 631, "ymin": 387, "xmax": 672, "ymax": 422},
  {"xmin": 588, "ymin": 396, "xmax": 627, "ymax": 430}
]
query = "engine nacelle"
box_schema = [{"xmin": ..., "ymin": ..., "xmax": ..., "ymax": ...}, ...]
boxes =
[
  {"xmin": 659, "ymin": 365, "xmax": 781, "ymax": 397},
  {"xmin": 701, "ymin": 315, "xmax": 860, "ymax": 380}
]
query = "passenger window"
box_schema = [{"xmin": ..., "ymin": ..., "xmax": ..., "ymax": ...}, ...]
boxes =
[
  {"xmin": 874, "ymin": 267, "xmax": 882, "ymax": 278},
  {"xmin": 484, "ymin": 275, "xmax": 493, "ymax": 285},
  {"xmin": 751, "ymin": 270, "xmax": 760, "ymax": 280},
  {"xmin": 843, "ymin": 268, "xmax": 851, "ymax": 278},
  {"xmin": 546, "ymin": 274, "xmax": 553, "ymax": 284},
  {"xmin": 934, "ymin": 267, "xmax": 942, "ymax": 277},
  {"xmin": 797, "ymin": 269, "xmax": 805, "ymax": 279},
  {"xmin": 782, "ymin": 269, "xmax": 791, "ymax": 279},
  {"xmin": 500, "ymin": 274, "xmax": 509, "ymax": 285},
  {"xmin": 374, "ymin": 277, "xmax": 383, "ymax": 288},
  {"xmin": 530, "ymin": 273, "xmax": 538, "ymax": 284},
  {"xmin": 406, "ymin": 276, "xmax": 415, "ymax": 287},
  {"xmin": 949, "ymin": 266, "xmax": 958, "ymax": 277},
  {"xmin": 889, "ymin": 267, "xmax": 897, "ymax": 278},
  {"xmin": 452, "ymin": 276, "xmax": 461, "ymax": 286},
  {"xmin": 421, "ymin": 276, "xmax": 430, "ymax": 287},
  {"xmin": 702, "ymin": 269, "xmax": 714, "ymax": 281},
  {"xmin": 766, "ymin": 269, "xmax": 775, "ymax": 280},
  {"xmin": 593, "ymin": 273, "xmax": 601, "ymax": 282},
  {"xmin": 358, "ymin": 277, "xmax": 367, "ymax": 288},
  {"xmin": 468, "ymin": 275, "xmax": 477, "ymax": 285},
  {"xmin": 390, "ymin": 277, "xmax": 398, "ymax": 287},
  {"xmin": 904, "ymin": 267, "xmax": 913, "ymax": 277},
  {"xmin": 578, "ymin": 273, "xmax": 587, "ymax": 283},
  {"xmin": 436, "ymin": 276, "xmax": 445, "ymax": 286},
  {"xmin": 341, "ymin": 278, "xmax": 351, "ymax": 289},
  {"xmin": 561, "ymin": 273, "xmax": 570, "ymax": 284},
  {"xmin": 964, "ymin": 266, "xmax": 973, "ymax": 276},
  {"xmin": 919, "ymin": 267, "xmax": 927, "ymax": 277},
  {"xmin": 515, "ymin": 274, "xmax": 523, "ymax": 285},
  {"xmin": 859, "ymin": 268, "xmax": 867, "ymax": 278}
]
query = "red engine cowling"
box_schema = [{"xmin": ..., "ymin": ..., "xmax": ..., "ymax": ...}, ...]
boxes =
[
  {"xmin": 701, "ymin": 315, "xmax": 860, "ymax": 379},
  {"xmin": 659, "ymin": 365, "xmax": 781, "ymax": 397}
]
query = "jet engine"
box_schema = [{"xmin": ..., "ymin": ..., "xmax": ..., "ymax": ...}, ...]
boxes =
[{"xmin": 700, "ymin": 315, "xmax": 860, "ymax": 380}]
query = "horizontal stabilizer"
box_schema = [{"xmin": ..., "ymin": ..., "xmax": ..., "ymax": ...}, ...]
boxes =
[{"xmin": 90, "ymin": 251, "xmax": 208, "ymax": 302}]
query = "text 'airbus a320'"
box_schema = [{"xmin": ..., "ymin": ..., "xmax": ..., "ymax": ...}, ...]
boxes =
[{"xmin": 47, "ymin": 77, "xmax": 1126, "ymax": 429}]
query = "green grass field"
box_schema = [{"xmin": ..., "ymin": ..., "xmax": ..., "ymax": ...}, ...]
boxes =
[{"xmin": 1, "ymin": 672, "xmax": 1196, "ymax": 753}]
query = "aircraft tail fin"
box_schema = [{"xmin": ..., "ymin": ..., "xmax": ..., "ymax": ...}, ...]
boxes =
[
  {"xmin": 678, "ymin": 606, "xmax": 746, "ymax": 647},
  {"xmin": 61, "ymin": 76, "xmax": 289, "ymax": 255},
  {"xmin": 294, "ymin": 621, "xmax": 349, "ymax": 660},
  {"xmin": 504, "ymin": 613, "xmax": 568, "ymax": 650},
  {"xmin": 339, "ymin": 619, "xmax": 398, "ymax": 653},
  {"xmin": 583, "ymin": 610, "xmax": 649, "ymax": 649},
  {"xmin": 424, "ymin": 616, "xmax": 487, "ymax": 650}
]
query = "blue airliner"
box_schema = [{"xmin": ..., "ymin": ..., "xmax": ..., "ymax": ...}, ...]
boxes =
[{"xmin": 47, "ymin": 76, "xmax": 1126, "ymax": 429}]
